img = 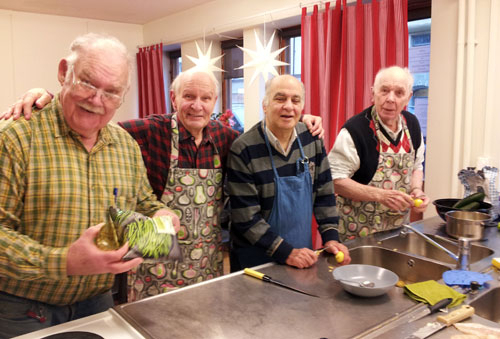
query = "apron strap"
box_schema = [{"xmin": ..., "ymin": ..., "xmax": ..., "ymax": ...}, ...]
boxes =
[
  {"xmin": 170, "ymin": 113, "xmax": 221, "ymax": 170},
  {"xmin": 262, "ymin": 122, "xmax": 308, "ymax": 177}
]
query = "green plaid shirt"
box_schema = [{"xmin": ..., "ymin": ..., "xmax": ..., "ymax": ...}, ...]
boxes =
[{"xmin": 0, "ymin": 95, "xmax": 165, "ymax": 305}]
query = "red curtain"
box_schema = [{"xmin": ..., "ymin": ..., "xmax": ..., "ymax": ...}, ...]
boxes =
[
  {"xmin": 137, "ymin": 44, "xmax": 166, "ymax": 118},
  {"xmin": 302, "ymin": 0, "xmax": 408, "ymax": 248}
]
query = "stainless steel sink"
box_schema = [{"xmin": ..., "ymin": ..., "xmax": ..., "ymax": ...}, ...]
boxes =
[
  {"xmin": 330, "ymin": 246, "xmax": 450, "ymax": 283},
  {"xmin": 469, "ymin": 286, "xmax": 500, "ymax": 322},
  {"xmin": 378, "ymin": 232, "xmax": 493, "ymax": 265}
]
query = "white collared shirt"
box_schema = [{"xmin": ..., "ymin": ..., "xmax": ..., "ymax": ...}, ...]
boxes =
[{"xmin": 262, "ymin": 121, "xmax": 297, "ymax": 157}]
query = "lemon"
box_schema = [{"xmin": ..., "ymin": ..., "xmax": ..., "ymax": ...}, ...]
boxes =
[
  {"xmin": 335, "ymin": 251, "xmax": 344, "ymax": 263},
  {"xmin": 396, "ymin": 280, "xmax": 406, "ymax": 288},
  {"xmin": 493, "ymin": 258, "xmax": 500, "ymax": 269},
  {"xmin": 413, "ymin": 198, "xmax": 423, "ymax": 207}
]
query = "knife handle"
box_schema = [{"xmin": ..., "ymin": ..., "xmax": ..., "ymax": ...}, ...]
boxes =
[
  {"xmin": 428, "ymin": 298, "xmax": 453, "ymax": 313},
  {"xmin": 244, "ymin": 268, "xmax": 265, "ymax": 280},
  {"xmin": 436, "ymin": 305, "xmax": 474, "ymax": 326}
]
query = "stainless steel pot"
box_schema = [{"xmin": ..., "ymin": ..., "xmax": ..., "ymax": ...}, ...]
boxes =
[{"xmin": 445, "ymin": 210, "xmax": 490, "ymax": 240}]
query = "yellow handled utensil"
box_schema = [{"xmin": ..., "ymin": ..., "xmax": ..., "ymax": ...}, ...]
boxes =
[{"xmin": 243, "ymin": 268, "xmax": 319, "ymax": 298}]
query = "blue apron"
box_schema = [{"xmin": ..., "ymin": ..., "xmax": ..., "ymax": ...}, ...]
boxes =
[{"xmin": 233, "ymin": 126, "xmax": 314, "ymax": 269}]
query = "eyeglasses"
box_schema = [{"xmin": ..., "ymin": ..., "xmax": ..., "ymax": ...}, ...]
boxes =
[{"xmin": 70, "ymin": 66, "xmax": 124, "ymax": 108}]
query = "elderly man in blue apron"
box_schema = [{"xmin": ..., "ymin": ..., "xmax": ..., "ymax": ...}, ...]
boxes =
[
  {"xmin": 227, "ymin": 75, "xmax": 350, "ymax": 270},
  {"xmin": 328, "ymin": 66, "xmax": 430, "ymax": 242}
]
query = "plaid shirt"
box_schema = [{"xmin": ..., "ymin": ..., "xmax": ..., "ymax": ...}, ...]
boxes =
[
  {"xmin": 119, "ymin": 114, "xmax": 240, "ymax": 199},
  {"xmin": 0, "ymin": 96, "xmax": 165, "ymax": 305}
]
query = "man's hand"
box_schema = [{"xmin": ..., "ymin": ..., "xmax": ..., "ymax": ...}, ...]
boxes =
[
  {"xmin": 302, "ymin": 114, "xmax": 324, "ymax": 139},
  {"xmin": 410, "ymin": 188, "xmax": 430, "ymax": 213},
  {"xmin": 285, "ymin": 248, "xmax": 318, "ymax": 269},
  {"xmin": 153, "ymin": 208, "xmax": 181, "ymax": 232},
  {"xmin": 66, "ymin": 223, "xmax": 143, "ymax": 276},
  {"xmin": 0, "ymin": 88, "xmax": 52, "ymax": 121},
  {"xmin": 377, "ymin": 189, "xmax": 414, "ymax": 212},
  {"xmin": 322, "ymin": 240, "xmax": 351, "ymax": 265}
]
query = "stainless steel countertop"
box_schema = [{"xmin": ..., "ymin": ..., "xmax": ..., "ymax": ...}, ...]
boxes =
[{"xmin": 115, "ymin": 217, "xmax": 500, "ymax": 339}]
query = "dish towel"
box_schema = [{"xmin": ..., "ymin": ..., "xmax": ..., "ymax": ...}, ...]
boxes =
[{"xmin": 403, "ymin": 280, "xmax": 466, "ymax": 307}]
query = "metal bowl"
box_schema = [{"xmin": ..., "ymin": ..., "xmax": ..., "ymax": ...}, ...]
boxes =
[
  {"xmin": 433, "ymin": 199, "xmax": 492, "ymax": 221},
  {"xmin": 333, "ymin": 264, "xmax": 399, "ymax": 297},
  {"xmin": 445, "ymin": 210, "xmax": 490, "ymax": 240}
]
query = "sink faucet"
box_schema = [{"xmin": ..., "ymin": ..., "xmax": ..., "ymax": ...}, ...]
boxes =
[{"xmin": 400, "ymin": 224, "xmax": 470, "ymax": 270}]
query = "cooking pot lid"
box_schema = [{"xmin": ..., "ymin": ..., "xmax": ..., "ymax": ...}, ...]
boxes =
[
  {"xmin": 442, "ymin": 270, "xmax": 493, "ymax": 287},
  {"xmin": 41, "ymin": 331, "xmax": 104, "ymax": 339}
]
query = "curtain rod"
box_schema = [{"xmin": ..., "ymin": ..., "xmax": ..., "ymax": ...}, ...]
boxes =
[{"xmin": 137, "ymin": 0, "xmax": 334, "ymax": 49}]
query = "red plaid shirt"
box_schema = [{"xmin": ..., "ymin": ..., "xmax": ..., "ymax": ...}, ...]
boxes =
[{"xmin": 119, "ymin": 114, "xmax": 240, "ymax": 200}]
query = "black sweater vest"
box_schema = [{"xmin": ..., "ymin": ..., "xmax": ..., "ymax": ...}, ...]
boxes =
[{"xmin": 343, "ymin": 106, "xmax": 422, "ymax": 185}]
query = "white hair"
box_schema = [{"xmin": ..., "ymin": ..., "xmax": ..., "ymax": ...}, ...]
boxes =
[
  {"xmin": 64, "ymin": 33, "xmax": 132, "ymax": 88},
  {"xmin": 170, "ymin": 69, "xmax": 220, "ymax": 97},
  {"xmin": 373, "ymin": 66, "xmax": 414, "ymax": 93}
]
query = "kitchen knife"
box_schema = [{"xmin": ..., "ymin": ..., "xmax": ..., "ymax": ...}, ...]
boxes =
[
  {"xmin": 408, "ymin": 298, "xmax": 453, "ymax": 323},
  {"xmin": 405, "ymin": 305, "xmax": 475, "ymax": 339},
  {"xmin": 243, "ymin": 268, "xmax": 319, "ymax": 298}
]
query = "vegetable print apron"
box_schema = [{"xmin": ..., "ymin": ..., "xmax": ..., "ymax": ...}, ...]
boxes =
[
  {"xmin": 233, "ymin": 126, "xmax": 313, "ymax": 268},
  {"xmin": 127, "ymin": 113, "xmax": 224, "ymax": 301},
  {"xmin": 337, "ymin": 108, "xmax": 415, "ymax": 242}
]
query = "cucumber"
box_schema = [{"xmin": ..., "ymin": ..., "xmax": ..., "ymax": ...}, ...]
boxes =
[
  {"xmin": 452, "ymin": 192, "xmax": 485, "ymax": 208},
  {"xmin": 460, "ymin": 201, "xmax": 480, "ymax": 211}
]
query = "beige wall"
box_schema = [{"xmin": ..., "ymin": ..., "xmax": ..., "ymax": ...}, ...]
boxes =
[
  {"xmin": 426, "ymin": 0, "xmax": 500, "ymax": 217},
  {"xmin": 0, "ymin": 9, "xmax": 143, "ymax": 122}
]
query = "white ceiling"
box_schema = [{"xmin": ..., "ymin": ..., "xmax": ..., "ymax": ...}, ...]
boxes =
[{"xmin": 0, "ymin": 0, "xmax": 216, "ymax": 24}]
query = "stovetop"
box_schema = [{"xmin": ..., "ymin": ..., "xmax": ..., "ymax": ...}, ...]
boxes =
[{"xmin": 13, "ymin": 309, "xmax": 145, "ymax": 339}]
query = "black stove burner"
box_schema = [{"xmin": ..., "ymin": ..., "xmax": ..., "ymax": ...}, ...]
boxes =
[{"xmin": 41, "ymin": 331, "xmax": 104, "ymax": 339}]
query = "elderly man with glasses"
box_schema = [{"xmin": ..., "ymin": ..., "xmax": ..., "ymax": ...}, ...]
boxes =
[{"xmin": 0, "ymin": 33, "xmax": 179, "ymax": 338}]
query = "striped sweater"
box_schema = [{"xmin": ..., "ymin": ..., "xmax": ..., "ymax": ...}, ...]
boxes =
[{"xmin": 227, "ymin": 122, "xmax": 339, "ymax": 264}]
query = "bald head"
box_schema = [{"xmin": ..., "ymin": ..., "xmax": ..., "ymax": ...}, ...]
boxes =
[{"xmin": 263, "ymin": 75, "xmax": 305, "ymax": 110}]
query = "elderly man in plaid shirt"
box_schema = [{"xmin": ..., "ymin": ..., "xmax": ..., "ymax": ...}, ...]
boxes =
[{"xmin": 0, "ymin": 33, "xmax": 179, "ymax": 338}]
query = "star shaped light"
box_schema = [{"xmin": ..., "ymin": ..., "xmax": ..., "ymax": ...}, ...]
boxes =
[
  {"xmin": 186, "ymin": 41, "xmax": 224, "ymax": 74},
  {"xmin": 236, "ymin": 30, "xmax": 289, "ymax": 84}
]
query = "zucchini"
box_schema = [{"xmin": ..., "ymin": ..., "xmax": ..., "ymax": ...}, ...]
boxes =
[
  {"xmin": 452, "ymin": 192, "xmax": 485, "ymax": 208},
  {"xmin": 460, "ymin": 201, "xmax": 480, "ymax": 211}
]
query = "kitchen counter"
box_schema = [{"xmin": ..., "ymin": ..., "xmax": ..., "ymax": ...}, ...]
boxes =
[
  {"xmin": 113, "ymin": 217, "xmax": 500, "ymax": 339},
  {"xmin": 16, "ymin": 217, "xmax": 500, "ymax": 338}
]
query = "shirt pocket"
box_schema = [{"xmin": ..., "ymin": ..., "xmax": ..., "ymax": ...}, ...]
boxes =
[{"xmin": 114, "ymin": 193, "xmax": 136, "ymax": 212}]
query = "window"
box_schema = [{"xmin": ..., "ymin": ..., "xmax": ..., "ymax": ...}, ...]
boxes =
[
  {"xmin": 168, "ymin": 50, "xmax": 182, "ymax": 113},
  {"xmin": 280, "ymin": 26, "xmax": 301, "ymax": 80},
  {"xmin": 221, "ymin": 39, "xmax": 244, "ymax": 133},
  {"xmin": 407, "ymin": 18, "xmax": 431, "ymax": 140}
]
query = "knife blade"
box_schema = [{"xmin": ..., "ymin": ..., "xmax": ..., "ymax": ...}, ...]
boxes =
[
  {"xmin": 408, "ymin": 298, "xmax": 453, "ymax": 323},
  {"xmin": 405, "ymin": 305, "xmax": 475, "ymax": 339},
  {"xmin": 350, "ymin": 298, "xmax": 454, "ymax": 339},
  {"xmin": 243, "ymin": 268, "xmax": 319, "ymax": 298}
]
